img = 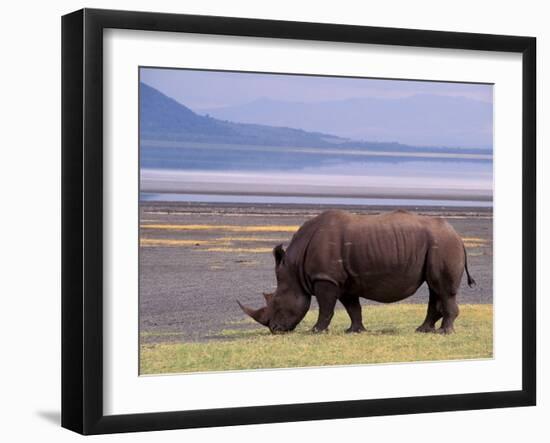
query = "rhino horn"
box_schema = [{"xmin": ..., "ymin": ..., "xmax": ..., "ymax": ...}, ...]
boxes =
[{"xmin": 237, "ymin": 300, "xmax": 269, "ymax": 327}]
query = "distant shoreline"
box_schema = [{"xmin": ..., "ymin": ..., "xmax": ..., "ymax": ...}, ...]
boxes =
[
  {"xmin": 140, "ymin": 192, "xmax": 492, "ymax": 209},
  {"xmin": 141, "ymin": 139, "xmax": 493, "ymax": 160},
  {"xmin": 140, "ymin": 168, "xmax": 492, "ymax": 203},
  {"xmin": 141, "ymin": 189, "xmax": 492, "ymax": 201},
  {"xmin": 140, "ymin": 200, "xmax": 494, "ymax": 216}
]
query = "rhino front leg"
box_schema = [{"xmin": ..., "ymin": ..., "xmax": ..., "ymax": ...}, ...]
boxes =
[
  {"xmin": 311, "ymin": 281, "xmax": 339, "ymax": 333},
  {"xmin": 340, "ymin": 295, "xmax": 366, "ymax": 333}
]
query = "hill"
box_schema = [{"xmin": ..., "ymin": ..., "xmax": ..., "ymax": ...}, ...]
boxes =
[{"xmin": 140, "ymin": 83, "xmax": 348, "ymax": 148}]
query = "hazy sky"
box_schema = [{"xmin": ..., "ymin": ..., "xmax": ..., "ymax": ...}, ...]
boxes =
[{"xmin": 140, "ymin": 67, "xmax": 493, "ymax": 110}]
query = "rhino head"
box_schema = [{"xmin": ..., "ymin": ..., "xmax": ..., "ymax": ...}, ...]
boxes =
[{"xmin": 237, "ymin": 244, "xmax": 311, "ymax": 333}]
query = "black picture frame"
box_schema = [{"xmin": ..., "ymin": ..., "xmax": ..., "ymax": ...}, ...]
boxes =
[{"xmin": 61, "ymin": 8, "xmax": 536, "ymax": 435}]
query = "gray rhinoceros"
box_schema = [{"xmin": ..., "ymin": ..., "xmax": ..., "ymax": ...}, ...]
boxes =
[{"xmin": 238, "ymin": 209, "xmax": 475, "ymax": 334}]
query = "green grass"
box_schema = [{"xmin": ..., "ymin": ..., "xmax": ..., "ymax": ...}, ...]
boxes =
[{"xmin": 140, "ymin": 304, "xmax": 493, "ymax": 375}]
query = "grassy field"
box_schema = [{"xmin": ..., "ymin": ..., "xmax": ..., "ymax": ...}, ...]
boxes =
[{"xmin": 140, "ymin": 304, "xmax": 492, "ymax": 375}]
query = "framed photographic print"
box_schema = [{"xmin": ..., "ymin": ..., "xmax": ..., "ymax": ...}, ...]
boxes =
[{"xmin": 61, "ymin": 8, "xmax": 536, "ymax": 435}]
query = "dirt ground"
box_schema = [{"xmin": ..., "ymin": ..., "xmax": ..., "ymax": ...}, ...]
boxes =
[{"xmin": 139, "ymin": 202, "xmax": 493, "ymax": 343}]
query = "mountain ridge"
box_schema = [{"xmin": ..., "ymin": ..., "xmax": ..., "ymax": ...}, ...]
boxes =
[
  {"xmin": 198, "ymin": 93, "xmax": 493, "ymax": 149},
  {"xmin": 140, "ymin": 82, "xmax": 492, "ymax": 155}
]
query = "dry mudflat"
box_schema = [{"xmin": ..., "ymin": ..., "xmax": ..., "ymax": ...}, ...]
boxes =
[{"xmin": 139, "ymin": 202, "xmax": 493, "ymax": 344}]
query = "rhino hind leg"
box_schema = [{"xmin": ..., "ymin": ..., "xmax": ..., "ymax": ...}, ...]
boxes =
[
  {"xmin": 424, "ymin": 240, "xmax": 463, "ymax": 334},
  {"xmin": 436, "ymin": 294, "xmax": 459, "ymax": 334},
  {"xmin": 311, "ymin": 280, "xmax": 339, "ymax": 333},
  {"xmin": 340, "ymin": 295, "xmax": 366, "ymax": 333},
  {"xmin": 420, "ymin": 285, "xmax": 459, "ymax": 334},
  {"xmin": 416, "ymin": 288, "xmax": 443, "ymax": 333}
]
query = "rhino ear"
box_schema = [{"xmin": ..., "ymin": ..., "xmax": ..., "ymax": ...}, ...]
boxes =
[
  {"xmin": 273, "ymin": 244, "xmax": 285, "ymax": 266},
  {"xmin": 263, "ymin": 292, "xmax": 274, "ymax": 304}
]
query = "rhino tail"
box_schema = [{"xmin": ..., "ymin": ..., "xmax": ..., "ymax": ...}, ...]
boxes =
[{"xmin": 463, "ymin": 244, "xmax": 476, "ymax": 287}]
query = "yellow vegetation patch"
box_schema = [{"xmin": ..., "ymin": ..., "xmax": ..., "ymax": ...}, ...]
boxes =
[
  {"xmin": 462, "ymin": 237, "xmax": 489, "ymax": 249},
  {"xmin": 214, "ymin": 236, "xmax": 287, "ymax": 242},
  {"xmin": 141, "ymin": 224, "xmax": 299, "ymax": 233},
  {"xmin": 140, "ymin": 236, "xmax": 286, "ymax": 248},
  {"xmin": 140, "ymin": 238, "xmax": 228, "ymax": 247},
  {"xmin": 464, "ymin": 242, "xmax": 486, "ymax": 248},
  {"xmin": 462, "ymin": 237, "xmax": 486, "ymax": 242},
  {"xmin": 464, "ymin": 242, "xmax": 488, "ymax": 248},
  {"xmin": 204, "ymin": 247, "xmax": 272, "ymax": 253}
]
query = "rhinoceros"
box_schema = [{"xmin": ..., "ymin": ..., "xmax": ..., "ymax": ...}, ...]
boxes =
[{"xmin": 238, "ymin": 209, "xmax": 475, "ymax": 334}]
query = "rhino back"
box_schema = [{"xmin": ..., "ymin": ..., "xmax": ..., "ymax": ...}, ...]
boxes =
[{"xmin": 302, "ymin": 210, "xmax": 440, "ymax": 302}]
